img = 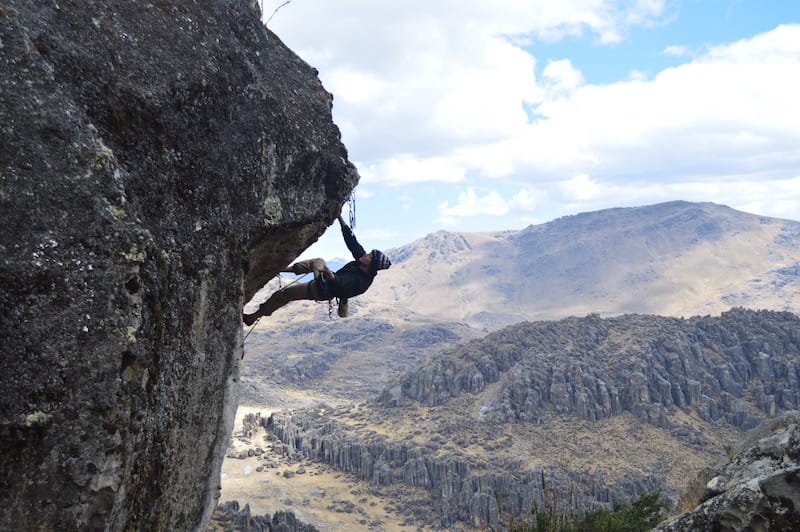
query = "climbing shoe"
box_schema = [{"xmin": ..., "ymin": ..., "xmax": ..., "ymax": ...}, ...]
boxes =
[{"xmin": 242, "ymin": 311, "xmax": 260, "ymax": 326}]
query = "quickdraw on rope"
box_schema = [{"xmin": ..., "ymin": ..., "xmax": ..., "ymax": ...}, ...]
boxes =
[
  {"xmin": 315, "ymin": 274, "xmax": 337, "ymax": 320},
  {"xmin": 348, "ymin": 191, "xmax": 356, "ymax": 229}
]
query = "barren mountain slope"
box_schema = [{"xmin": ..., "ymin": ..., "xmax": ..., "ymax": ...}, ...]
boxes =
[
  {"xmin": 241, "ymin": 299, "xmax": 483, "ymax": 403},
  {"xmin": 364, "ymin": 201, "xmax": 800, "ymax": 328}
]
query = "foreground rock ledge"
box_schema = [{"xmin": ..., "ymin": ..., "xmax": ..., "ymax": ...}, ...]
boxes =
[
  {"xmin": 656, "ymin": 412, "xmax": 800, "ymax": 531},
  {"xmin": 0, "ymin": 1, "xmax": 357, "ymax": 529}
]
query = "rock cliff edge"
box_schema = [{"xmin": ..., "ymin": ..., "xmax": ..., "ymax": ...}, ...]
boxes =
[{"xmin": 0, "ymin": 1, "xmax": 357, "ymax": 529}]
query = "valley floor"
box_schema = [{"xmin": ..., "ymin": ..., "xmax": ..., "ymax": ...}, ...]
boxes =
[{"xmin": 220, "ymin": 400, "xmax": 438, "ymax": 531}]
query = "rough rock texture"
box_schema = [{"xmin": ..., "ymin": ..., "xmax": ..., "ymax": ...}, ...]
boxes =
[
  {"xmin": 241, "ymin": 313, "xmax": 479, "ymax": 401},
  {"xmin": 656, "ymin": 412, "xmax": 800, "ymax": 531},
  {"xmin": 208, "ymin": 501, "xmax": 319, "ymax": 532},
  {"xmin": 381, "ymin": 309, "xmax": 800, "ymax": 430},
  {"xmin": 0, "ymin": 1, "xmax": 357, "ymax": 530}
]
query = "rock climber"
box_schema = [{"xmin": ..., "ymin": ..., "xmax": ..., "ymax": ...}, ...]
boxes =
[{"xmin": 242, "ymin": 213, "xmax": 391, "ymax": 324}]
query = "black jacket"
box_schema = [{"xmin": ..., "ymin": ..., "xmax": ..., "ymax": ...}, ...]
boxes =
[{"xmin": 325, "ymin": 224, "xmax": 375, "ymax": 304}]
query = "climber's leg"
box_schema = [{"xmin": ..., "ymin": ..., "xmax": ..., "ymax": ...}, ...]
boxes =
[
  {"xmin": 243, "ymin": 282, "xmax": 310, "ymax": 324},
  {"xmin": 285, "ymin": 258, "xmax": 330, "ymax": 278}
]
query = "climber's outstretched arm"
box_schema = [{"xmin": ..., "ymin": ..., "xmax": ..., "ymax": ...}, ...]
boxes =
[{"xmin": 338, "ymin": 214, "xmax": 365, "ymax": 260}]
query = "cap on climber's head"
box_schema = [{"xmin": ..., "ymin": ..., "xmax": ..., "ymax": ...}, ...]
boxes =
[{"xmin": 371, "ymin": 250, "xmax": 392, "ymax": 272}]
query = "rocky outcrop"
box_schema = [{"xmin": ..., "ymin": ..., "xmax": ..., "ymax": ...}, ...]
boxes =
[
  {"xmin": 381, "ymin": 309, "xmax": 800, "ymax": 430},
  {"xmin": 264, "ymin": 408, "xmax": 663, "ymax": 529},
  {"xmin": 209, "ymin": 501, "xmax": 319, "ymax": 532},
  {"xmin": 0, "ymin": 1, "xmax": 356, "ymax": 530},
  {"xmin": 656, "ymin": 412, "xmax": 800, "ymax": 531}
]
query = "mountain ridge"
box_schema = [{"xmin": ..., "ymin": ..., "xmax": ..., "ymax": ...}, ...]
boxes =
[{"xmin": 364, "ymin": 201, "xmax": 800, "ymax": 329}]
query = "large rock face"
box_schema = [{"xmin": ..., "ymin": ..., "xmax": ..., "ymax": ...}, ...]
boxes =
[{"xmin": 0, "ymin": 1, "xmax": 357, "ymax": 530}]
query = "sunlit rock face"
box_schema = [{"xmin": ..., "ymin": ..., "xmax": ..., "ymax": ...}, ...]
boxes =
[
  {"xmin": 655, "ymin": 412, "xmax": 800, "ymax": 532},
  {"xmin": 0, "ymin": 0, "xmax": 357, "ymax": 529}
]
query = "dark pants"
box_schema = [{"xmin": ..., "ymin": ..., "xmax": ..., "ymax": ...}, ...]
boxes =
[
  {"xmin": 257, "ymin": 278, "xmax": 326, "ymax": 317},
  {"xmin": 256, "ymin": 258, "xmax": 330, "ymax": 317}
]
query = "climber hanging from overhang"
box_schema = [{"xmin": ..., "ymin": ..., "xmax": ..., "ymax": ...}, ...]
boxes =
[{"xmin": 242, "ymin": 207, "xmax": 391, "ymax": 325}]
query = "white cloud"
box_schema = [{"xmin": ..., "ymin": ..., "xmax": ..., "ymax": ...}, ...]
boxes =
[
  {"xmin": 264, "ymin": 0, "xmax": 673, "ymax": 167},
  {"xmin": 490, "ymin": 24, "xmax": 800, "ymax": 188},
  {"xmin": 326, "ymin": 70, "xmax": 386, "ymax": 105},
  {"xmin": 542, "ymin": 59, "xmax": 585, "ymax": 98},
  {"xmin": 283, "ymin": 8, "xmax": 799, "ymax": 192},
  {"xmin": 438, "ymin": 188, "xmax": 510, "ymax": 218},
  {"xmin": 557, "ymin": 174, "xmax": 603, "ymax": 202},
  {"xmin": 265, "ymin": 2, "xmax": 800, "ymax": 233},
  {"xmin": 428, "ymin": 38, "xmax": 537, "ymax": 142},
  {"xmin": 544, "ymin": 174, "xmax": 800, "ymax": 222},
  {"xmin": 435, "ymin": 186, "xmax": 545, "ymax": 226},
  {"xmin": 353, "ymin": 187, "xmax": 375, "ymax": 199},
  {"xmin": 360, "ymin": 155, "xmax": 466, "ymax": 185},
  {"xmin": 663, "ymin": 44, "xmax": 689, "ymax": 56},
  {"xmin": 509, "ymin": 187, "xmax": 545, "ymax": 211},
  {"xmin": 627, "ymin": 69, "xmax": 649, "ymax": 81}
]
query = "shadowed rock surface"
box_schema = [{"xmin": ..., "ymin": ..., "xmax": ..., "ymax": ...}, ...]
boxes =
[{"xmin": 0, "ymin": 1, "xmax": 356, "ymax": 529}]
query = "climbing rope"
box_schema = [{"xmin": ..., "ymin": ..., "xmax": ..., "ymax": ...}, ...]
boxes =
[
  {"xmin": 314, "ymin": 274, "xmax": 337, "ymax": 320},
  {"xmin": 243, "ymin": 316, "xmax": 262, "ymax": 342},
  {"xmin": 265, "ymin": 0, "xmax": 292, "ymax": 25}
]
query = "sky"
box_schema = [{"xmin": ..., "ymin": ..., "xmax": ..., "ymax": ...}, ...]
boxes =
[{"xmin": 260, "ymin": 0, "xmax": 800, "ymax": 261}]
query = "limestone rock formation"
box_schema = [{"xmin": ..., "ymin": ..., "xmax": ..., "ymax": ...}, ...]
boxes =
[
  {"xmin": 656, "ymin": 412, "xmax": 800, "ymax": 531},
  {"xmin": 209, "ymin": 501, "xmax": 319, "ymax": 532},
  {"xmin": 265, "ymin": 405, "xmax": 664, "ymax": 529},
  {"xmin": 382, "ymin": 309, "xmax": 800, "ymax": 431},
  {"xmin": 241, "ymin": 310, "xmax": 480, "ymax": 402},
  {"xmin": 0, "ymin": 1, "xmax": 356, "ymax": 529}
]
